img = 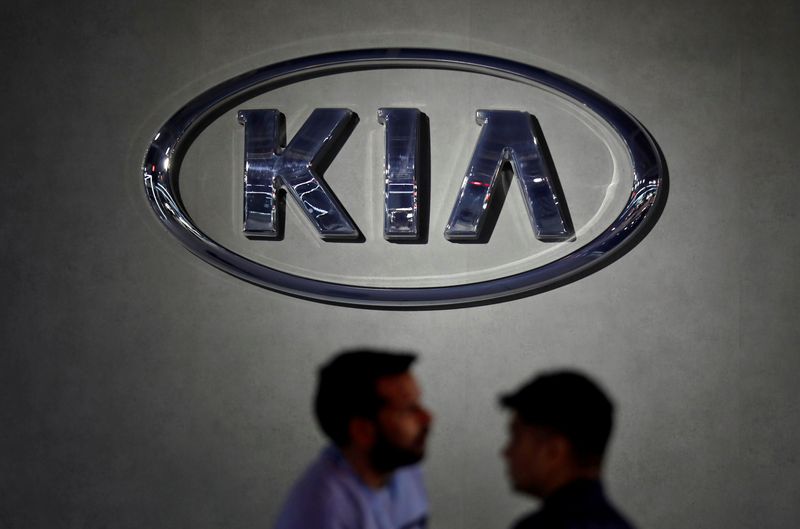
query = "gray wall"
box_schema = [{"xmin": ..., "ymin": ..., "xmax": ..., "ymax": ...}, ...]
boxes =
[{"xmin": 2, "ymin": 1, "xmax": 799, "ymax": 528}]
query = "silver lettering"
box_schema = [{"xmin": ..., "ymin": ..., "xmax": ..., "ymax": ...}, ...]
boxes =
[
  {"xmin": 444, "ymin": 110, "xmax": 574, "ymax": 242},
  {"xmin": 238, "ymin": 109, "xmax": 360, "ymax": 240},
  {"xmin": 378, "ymin": 108, "xmax": 422, "ymax": 240}
]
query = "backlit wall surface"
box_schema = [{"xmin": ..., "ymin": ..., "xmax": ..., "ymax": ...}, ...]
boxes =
[{"xmin": 2, "ymin": 1, "xmax": 798, "ymax": 528}]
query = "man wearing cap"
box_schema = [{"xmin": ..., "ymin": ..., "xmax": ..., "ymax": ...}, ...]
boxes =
[
  {"xmin": 499, "ymin": 370, "xmax": 636, "ymax": 529},
  {"xmin": 274, "ymin": 349, "xmax": 432, "ymax": 529}
]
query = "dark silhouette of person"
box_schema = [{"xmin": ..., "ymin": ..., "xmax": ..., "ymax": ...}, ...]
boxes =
[
  {"xmin": 499, "ymin": 370, "xmax": 637, "ymax": 529},
  {"xmin": 274, "ymin": 349, "xmax": 433, "ymax": 529}
]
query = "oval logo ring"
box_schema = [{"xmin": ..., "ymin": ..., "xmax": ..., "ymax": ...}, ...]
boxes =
[{"xmin": 142, "ymin": 48, "xmax": 668, "ymax": 308}]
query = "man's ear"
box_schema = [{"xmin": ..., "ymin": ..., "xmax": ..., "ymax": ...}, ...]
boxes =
[
  {"xmin": 348, "ymin": 417, "xmax": 376, "ymax": 449},
  {"xmin": 546, "ymin": 433, "xmax": 572, "ymax": 464}
]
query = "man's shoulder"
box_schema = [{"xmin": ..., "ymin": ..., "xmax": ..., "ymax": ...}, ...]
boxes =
[
  {"xmin": 512, "ymin": 512, "xmax": 636, "ymax": 529},
  {"xmin": 273, "ymin": 448, "xmax": 428, "ymax": 529},
  {"xmin": 293, "ymin": 447, "xmax": 352, "ymax": 487},
  {"xmin": 511, "ymin": 501, "xmax": 637, "ymax": 529},
  {"xmin": 274, "ymin": 448, "xmax": 365, "ymax": 529}
]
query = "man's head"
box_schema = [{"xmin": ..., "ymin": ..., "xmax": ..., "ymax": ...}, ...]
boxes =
[
  {"xmin": 315, "ymin": 350, "xmax": 432, "ymax": 474},
  {"xmin": 499, "ymin": 370, "xmax": 614, "ymax": 498}
]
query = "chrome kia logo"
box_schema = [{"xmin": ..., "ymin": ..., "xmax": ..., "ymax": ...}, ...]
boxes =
[{"xmin": 142, "ymin": 48, "xmax": 667, "ymax": 308}]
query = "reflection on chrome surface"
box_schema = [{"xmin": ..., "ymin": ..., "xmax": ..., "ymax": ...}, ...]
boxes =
[
  {"xmin": 142, "ymin": 49, "xmax": 667, "ymax": 307},
  {"xmin": 445, "ymin": 110, "xmax": 574, "ymax": 242},
  {"xmin": 238, "ymin": 109, "xmax": 360, "ymax": 239},
  {"xmin": 378, "ymin": 108, "xmax": 422, "ymax": 241}
]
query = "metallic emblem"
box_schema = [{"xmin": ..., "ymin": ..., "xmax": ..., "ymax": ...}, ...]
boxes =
[
  {"xmin": 142, "ymin": 49, "xmax": 668, "ymax": 307},
  {"xmin": 378, "ymin": 108, "xmax": 423, "ymax": 240},
  {"xmin": 445, "ymin": 110, "xmax": 573, "ymax": 242},
  {"xmin": 238, "ymin": 108, "xmax": 360, "ymax": 239}
]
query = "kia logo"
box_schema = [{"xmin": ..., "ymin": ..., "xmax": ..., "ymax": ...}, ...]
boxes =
[{"xmin": 142, "ymin": 48, "xmax": 667, "ymax": 308}]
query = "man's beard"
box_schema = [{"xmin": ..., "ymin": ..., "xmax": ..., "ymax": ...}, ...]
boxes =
[{"xmin": 369, "ymin": 427, "xmax": 428, "ymax": 474}]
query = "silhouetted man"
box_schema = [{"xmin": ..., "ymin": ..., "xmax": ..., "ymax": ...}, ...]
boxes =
[
  {"xmin": 499, "ymin": 370, "xmax": 636, "ymax": 529},
  {"xmin": 274, "ymin": 350, "xmax": 432, "ymax": 529}
]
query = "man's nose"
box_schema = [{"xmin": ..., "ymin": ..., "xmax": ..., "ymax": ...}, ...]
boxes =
[{"xmin": 419, "ymin": 407, "xmax": 433, "ymax": 426}]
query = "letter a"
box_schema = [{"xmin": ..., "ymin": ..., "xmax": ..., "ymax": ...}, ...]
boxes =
[{"xmin": 445, "ymin": 110, "xmax": 574, "ymax": 242}]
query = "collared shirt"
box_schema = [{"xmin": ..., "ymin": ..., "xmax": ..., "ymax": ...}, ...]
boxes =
[
  {"xmin": 511, "ymin": 480, "xmax": 636, "ymax": 529},
  {"xmin": 274, "ymin": 446, "xmax": 428, "ymax": 529}
]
